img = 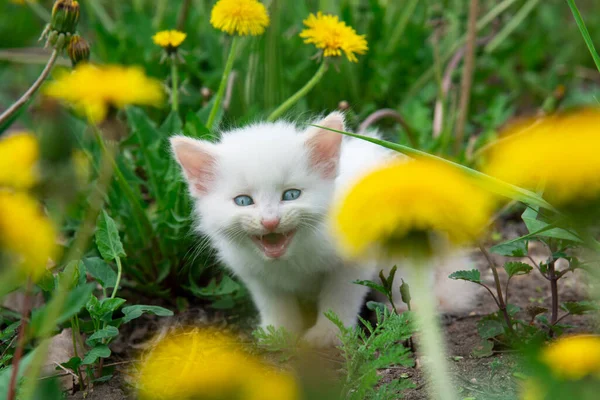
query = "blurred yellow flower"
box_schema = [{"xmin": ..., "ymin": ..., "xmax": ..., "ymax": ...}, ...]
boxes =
[
  {"xmin": 0, "ymin": 191, "xmax": 57, "ymax": 280},
  {"xmin": 152, "ymin": 29, "xmax": 187, "ymax": 50},
  {"xmin": 300, "ymin": 12, "xmax": 368, "ymax": 62},
  {"xmin": 0, "ymin": 132, "xmax": 39, "ymax": 190},
  {"xmin": 136, "ymin": 328, "xmax": 298, "ymax": 400},
  {"xmin": 44, "ymin": 64, "xmax": 164, "ymax": 123},
  {"xmin": 331, "ymin": 159, "xmax": 493, "ymax": 259},
  {"xmin": 483, "ymin": 108, "xmax": 600, "ymax": 207},
  {"xmin": 210, "ymin": 0, "xmax": 270, "ymax": 36},
  {"xmin": 542, "ymin": 335, "xmax": 600, "ymax": 380}
]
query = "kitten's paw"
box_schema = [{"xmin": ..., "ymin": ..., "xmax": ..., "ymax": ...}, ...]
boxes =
[{"xmin": 302, "ymin": 324, "xmax": 341, "ymax": 348}]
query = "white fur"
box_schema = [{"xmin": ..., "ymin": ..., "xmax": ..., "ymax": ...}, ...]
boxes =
[{"xmin": 170, "ymin": 113, "xmax": 478, "ymax": 347}]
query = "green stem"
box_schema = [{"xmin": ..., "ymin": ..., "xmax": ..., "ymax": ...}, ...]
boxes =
[
  {"xmin": 267, "ymin": 61, "xmax": 328, "ymax": 122},
  {"xmin": 110, "ymin": 257, "xmax": 123, "ymax": 299},
  {"xmin": 207, "ymin": 37, "xmax": 239, "ymax": 129},
  {"xmin": 312, "ymin": 126, "xmax": 557, "ymax": 212},
  {"xmin": 566, "ymin": 0, "xmax": 600, "ymax": 73},
  {"xmin": 411, "ymin": 261, "xmax": 458, "ymax": 400},
  {"xmin": 69, "ymin": 319, "xmax": 84, "ymax": 391},
  {"xmin": 171, "ymin": 58, "xmax": 179, "ymax": 114},
  {"xmin": 267, "ymin": 60, "xmax": 328, "ymax": 122}
]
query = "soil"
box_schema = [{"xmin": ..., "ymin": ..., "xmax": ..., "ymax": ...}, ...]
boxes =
[{"xmin": 64, "ymin": 222, "xmax": 596, "ymax": 400}]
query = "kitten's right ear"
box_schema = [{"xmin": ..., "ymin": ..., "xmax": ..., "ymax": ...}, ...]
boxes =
[{"xmin": 170, "ymin": 136, "xmax": 216, "ymax": 196}]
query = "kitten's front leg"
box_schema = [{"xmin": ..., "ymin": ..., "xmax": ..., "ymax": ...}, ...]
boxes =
[
  {"xmin": 303, "ymin": 263, "xmax": 374, "ymax": 347},
  {"xmin": 244, "ymin": 278, "xmax": 304, "ymax": 334}
]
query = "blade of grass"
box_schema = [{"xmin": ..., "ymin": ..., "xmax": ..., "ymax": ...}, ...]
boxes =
[
  {"xmin": 566, "ymin": 0, "xmax": 600, "ymax": 73},
  {"xmin": 385, "ymin": 0, "xmax": 419, "ymax": 54},
  {"xmin": 311, "ymin": 125, "xmax": 557, "ymax": 212},
  {"xmin": 485, "ymin": 0, "xmax": 541, "ymax": 53}
]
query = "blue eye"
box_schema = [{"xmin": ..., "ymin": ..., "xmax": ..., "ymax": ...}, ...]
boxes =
[
  {"xmin": 282, "ymin": 189, "xmax": 301, "ymax": 201},
  {"xmin": 234, "ymin": 195, "xmax": 254, "ymax": 206}
]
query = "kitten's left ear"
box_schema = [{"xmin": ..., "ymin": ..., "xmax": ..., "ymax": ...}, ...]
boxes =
[{"xmin": 305, "ymin": 112, "xmax": 344, "ymax": 179}]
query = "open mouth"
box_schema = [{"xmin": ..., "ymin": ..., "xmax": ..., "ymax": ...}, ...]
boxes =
[{"xmin": 251, "ymin": 231, "xmax": 296, "ymax": 259}]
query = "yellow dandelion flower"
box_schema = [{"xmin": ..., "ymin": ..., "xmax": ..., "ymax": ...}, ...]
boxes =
[
  {"xmin": 44, "ymin": 64, "xmax": 164, "ymax": 123},
  {"xmin": 541, "ymin": 335, "xmax": 600, "ymax": 380},
  {"xmin": 483, "ymin": 108, "xmax": 600, "ymax": 207},
  {"xmin": 210, "ymin": 0, "xmax": 270, "ymax": 36},
  {"xmin": 0, "ymin": 191, "xmax": 58, "ymax": 280},
  {"xmin": 152, "ymin": 30, "xmax": 187, "ymax": 51},
  {"xmin": 331, "ymin": 159, "xmax": 493, "ymax": 259},
  {"xmin": 300, "ymin": 12, "xmax": 368, "ymax": 62},
  {"xmin": 0, "ymin": 132, "xmax": 39, "ymax": 190},
  {"xmin": 136, "ymin": 328, "xmax": 298, "ymax": 400}
]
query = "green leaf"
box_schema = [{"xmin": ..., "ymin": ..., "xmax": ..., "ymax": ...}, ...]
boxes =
[
  {"xmin": 184, "ymin": 111, "xmax": 212, "ymax": 140},
  {"xmin": 353, "ymin": 279, "xmax": 387, "ymax": 295},
  {"xmin": 448, "ymin": 269, "xmax": 481, "ymax": 283},
  {"xmin": 84, "ymin": 257, "xmax": 117, "ymax": 289},
  {"xmin": 0, "ymin": 347, "xmax": 39, "ymax": 396},
  {"xmin": 86, "ymin": 326, "xmax": 119, "ymax": 346},
  {"xmin": 560, "ymin": 301, "xmax": 600, "ymax": 315},
  {"xmin": 471, "ymin": 339, "xmax": 494, "ymax": 358},
  {"xmin": 160, "ymin": 111, "xmax": 183, "ymax": 135},
  {"xmin": 477, "ymin": 319, "xmax": 505, "ymax": 339},
  {"xmin": 522, "ymin": 207, "xmax": 582, "ymax": 242},
  {"xmin": 366, "ymin": 301, "xmax": 387, "ymax": 313},
  {"xmin": 121, "ymin": 305, "xmax": 173, "ymax": 324},
  {"xmin": 94, "ymin": 298, "xmax": 127, "ymax": 322},
  {"xmin": 490, "ymin": 239, "xmax": 528, "ymax": 257},
  {"xmin": 311, "ymin": 126, "xmax": 556, "ymax": 211},
  {"xmin": 95, "ymin": 210, "xmax": 126, "ymax": 261},
  {"xmin": 82, "ymin": 345, "xmax": 111, "ymax": 365},
  {"xmin": 59, "ymin": 260, "xmax": 86, "ymax": 289},
  {"xmin": 60, "ymin": 357, "xmax": 82, "ymax": 372},
  {"xmin": 189, "ymin": 275, "xmax": 241, "ymax": 297},
  {"xmin": 29, "ymin": 283, "xmax": 95, "ymax": 337},
  {"xmin": 504, "ymin": 262, "xmax": 533, "ymax": 278}
]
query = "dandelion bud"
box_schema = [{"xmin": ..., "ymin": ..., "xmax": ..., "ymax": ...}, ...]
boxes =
[
  {"xmin": 67, "ymin": 35, "xmax": 90, "ymax": 67},
  {"xmin": 51, "ymin": 0, "xmax": 80, "ymax": 34}
]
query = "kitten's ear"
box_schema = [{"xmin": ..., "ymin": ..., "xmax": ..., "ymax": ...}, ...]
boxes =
[
  {"xmin": 170, "ymin": 135, "xmax": 216, "ymax": 196},
  {"xmin": 305, "ymin": 112, "xmax": 344, "ymax": 179}
]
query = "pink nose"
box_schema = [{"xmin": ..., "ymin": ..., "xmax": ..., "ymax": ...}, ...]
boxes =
[{"xmin": 261, "ymin": 218, "xmax": 280, "ymax": 232}]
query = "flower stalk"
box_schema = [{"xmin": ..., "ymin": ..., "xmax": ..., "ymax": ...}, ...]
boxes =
[
  {"xmin": 0, "ymin": 50, "xmax": 59, "ymax": 128},
  {"xmin": 170, "ymin": 57, "xmax": 180, "ymax": 114},
  {"xmin": 207, "ymin": 37, "xmax": 239, "ymax": 129},
  {"xmin": 411, "ymin": 260, "xmax": 458, "ymax": 400},
  {"xmin": 267, "ymin": 61, "xmax": 328, "ymax": 122}
]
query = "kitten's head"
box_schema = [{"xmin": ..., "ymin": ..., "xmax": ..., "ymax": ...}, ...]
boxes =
[{"xmin": 170, "ymin": 112, "xmax": 344, "ymax": 260}]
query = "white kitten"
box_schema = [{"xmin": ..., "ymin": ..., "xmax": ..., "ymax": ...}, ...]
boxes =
[{"xmin": 170, "ymin": 112, "xmax": 478, "ymax": 347}]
